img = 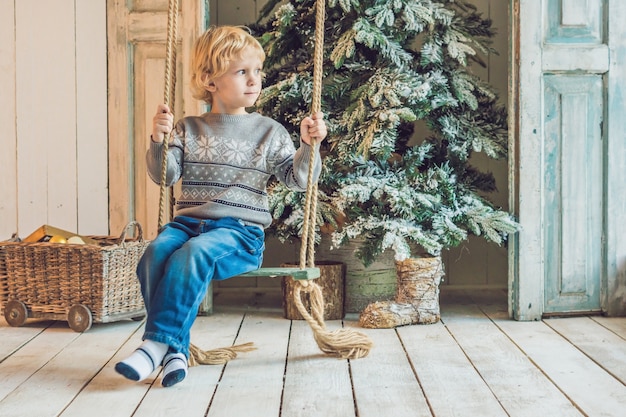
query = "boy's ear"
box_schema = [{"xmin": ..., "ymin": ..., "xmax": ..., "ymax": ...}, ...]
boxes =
[{"xmin": 201, "ymin": 73, "xmax": 216, "ymax": 92}]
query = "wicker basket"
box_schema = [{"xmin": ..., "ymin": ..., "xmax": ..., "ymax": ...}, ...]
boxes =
[{"xmin": 0, "ymin": 221, "xmax": 148, "ymax": 332}]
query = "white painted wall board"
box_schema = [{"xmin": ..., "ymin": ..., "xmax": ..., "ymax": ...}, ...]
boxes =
[
  {"xmin": 0, "ymin": 0, "xmax": 17, "ymax": 239},
  {"xmin": 16, "ymin": 0, "xmax": 78, "ymax": 235},
  {"xmin": 107, "ymin": 0, "xmax": 134, "ymax": 232},
  {"xmin": 76, "ymin": 0, "xmax": 109, "ymax": 235}
]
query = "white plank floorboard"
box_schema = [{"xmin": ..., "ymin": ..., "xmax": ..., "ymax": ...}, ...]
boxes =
[
  {"xmin": 59, "ymin": 323, "xmax": 153, "ymax": 417},
  {"xmin": 593, "ymin": 316, "xmax": 626, "ymax": 339},
  {"xmin": 207, "ymin": 311, "xmax": 290, "ymax": 417},
  {"xmin": 0, "ymin": 318, "xmax": 52, "ymax": 363},
  {"xmin": 0, "ymin": 320, "xmax": 142, "ymax": 417},
  {"xmin": 398, "ymin": 320, "xmax": 508, "ymax": 417},
  {"xmin": 134, "ymin": 313, "xmax": 246, "ymax": 417},
  {"xmin": 1, "ymin": 290, "xmax": 625, "ymax": 417},
  {"xmin": 281, "ymin": 319, "xmax": 355, "ymax": 417},
  {"xmin": 0, "ymin": 322, "xmax": 82, "ymax": 404},
  {"xmin": 485, "ymin": 305, "xmax": 626, "ymax": 416},
  {"xmin": 544, "ymin": 316, "xmax": 626, "ymax": 385},
  {"xmin": 347, "ymin": 319, "xmax": 432, "ymax": 417},
  {"xmin": 444, "ymin": 302, "xmax": 582, "ymax": 416}
]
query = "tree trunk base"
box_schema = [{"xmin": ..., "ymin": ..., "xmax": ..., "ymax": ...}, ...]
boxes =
[
  {"xmin": 359, "ymin": 256, "xmax": 443, "ymax": 328},
  {"xmin": 281, "ymin": 261, "xmax": 345, "ymax": 320},
  {"xmin": 359, "ymin": 300, "xmax": 440, "ymax": 328}
]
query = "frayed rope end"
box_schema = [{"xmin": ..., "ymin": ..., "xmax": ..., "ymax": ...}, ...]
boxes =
[
  {"xmin": 313, "ymin": 328, "xmax": 374, "ymax": 360},
  {"xmin": 188, "ymin": 342, "xmax": 257, "ymax": 366}
]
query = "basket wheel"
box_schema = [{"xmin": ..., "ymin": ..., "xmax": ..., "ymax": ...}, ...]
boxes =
[
  {"xmin": 67, "ymin": 304, "xmax": 93, "ymax": 332},
  {"xmin": 4, "ymin": 300, "xmax": 29, "ymax": 327}
]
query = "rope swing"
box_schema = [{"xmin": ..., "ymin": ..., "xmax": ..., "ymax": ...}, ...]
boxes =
[{"xmin": 158, "ymin": 0, "xmax": 373, "ymax": 365}]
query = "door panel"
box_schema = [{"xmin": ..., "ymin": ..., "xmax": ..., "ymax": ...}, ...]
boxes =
[
  {"xmin": 543, "ymin": 75, "xmax": 603, "ymax": 313},
  {"xmin": 107, "ymin": 0, "xmax": 206, "ymax": 238},
  {"xmin": 542, "ymin": 1, "xmax": 606, "ymax": 314},
  {"xmin": 511, "ymin": 0, "xmax": 626, "ymax": 318},
  {"xmin": 546, "ymin": 0, "xmax": 603, "ymax": 43}
]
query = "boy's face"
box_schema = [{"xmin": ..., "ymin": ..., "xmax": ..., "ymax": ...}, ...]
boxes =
[{"xmin": 207, "ymin": 47, "xmax": 263, "ymax": 114}]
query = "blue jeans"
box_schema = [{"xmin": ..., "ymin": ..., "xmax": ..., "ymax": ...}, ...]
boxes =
[{"xmin": 136, "ymin": 216, "xmax": 265, "ymax": 357}]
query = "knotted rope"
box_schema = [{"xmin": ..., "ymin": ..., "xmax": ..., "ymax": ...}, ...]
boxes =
[
  {"xmin": 290, "ymin": 0, "xmax": 372, "ymax": 360},
  {"xmin": 158, "ymin": 0, "xmax": 178, "ymax": 228},
  {"xmin": 158, "ymin": 0, "xmax": 372, "ymax": 365}
]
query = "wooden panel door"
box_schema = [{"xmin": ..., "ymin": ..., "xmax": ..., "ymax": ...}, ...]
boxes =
[
  {"xmin": 107, "ymin": 0, "xmax": 206, "ymax": 238},
  {"xmin": 510, "ymin": 0, "xmax": 626, "ymax": 319},
  {"xmin": 542, "ymin": 74, "xmax": 603, "ymax": 314}
]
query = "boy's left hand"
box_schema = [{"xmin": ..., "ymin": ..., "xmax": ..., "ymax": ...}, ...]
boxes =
[{"xmin": 300, "ymin": 112, "xmax": 327, "ymax": 145}]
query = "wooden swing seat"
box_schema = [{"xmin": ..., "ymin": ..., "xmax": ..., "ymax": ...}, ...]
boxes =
[{"xmin": 239, "ymin": 267, "xmax": 320, "ymax": 280}]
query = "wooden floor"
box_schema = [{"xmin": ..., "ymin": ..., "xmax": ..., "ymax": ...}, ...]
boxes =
[{"xmin": 1, "ymin": 289, "xmax": 625, "ymax": 417}]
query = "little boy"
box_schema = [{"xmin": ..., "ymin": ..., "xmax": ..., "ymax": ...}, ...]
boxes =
[{"xmin": 115, "ymin": 26, "xmax": 326, "ymax": 387}]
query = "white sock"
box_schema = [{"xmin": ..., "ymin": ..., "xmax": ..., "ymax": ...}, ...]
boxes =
[
  {"xmin": 115, "ymin": 340, "xmax": 168, "ymax": 382},
  {"xmin": 161, "ymin": 352, "xmax": 188, "ymax": 387}
]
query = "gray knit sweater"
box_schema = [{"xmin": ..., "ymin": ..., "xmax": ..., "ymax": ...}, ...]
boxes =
[{"xmin": 146, "ymin": 112, "xmax": 321, "ymax": 229}]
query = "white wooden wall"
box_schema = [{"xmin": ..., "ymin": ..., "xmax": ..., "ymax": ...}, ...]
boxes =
[
  {"xmin": 0, "ymin": 0, "xmax": 108, "ymax": 239},
  {"xmin": 0, "ymin": 0, "xmax": 509, "ymax": 288}
]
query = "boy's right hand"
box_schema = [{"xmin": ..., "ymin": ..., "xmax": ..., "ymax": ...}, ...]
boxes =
[{"xmin": 152, "ymin": 104, "xmax": 174, "ymax": 143}]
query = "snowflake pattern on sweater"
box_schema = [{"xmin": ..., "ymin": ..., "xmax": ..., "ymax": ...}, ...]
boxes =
[{"xmin": 146, "ymin": 112, "xmax": 320, "ymax": 229}]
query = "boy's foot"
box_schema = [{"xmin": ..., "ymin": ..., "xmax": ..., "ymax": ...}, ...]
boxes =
[
  {"xmin": 115, "ymin": 340, "xmax": 168, "ymax": 382},
  {"xmin": 161, "ymin": 352, "xmax": 188, "ymax": 387}
]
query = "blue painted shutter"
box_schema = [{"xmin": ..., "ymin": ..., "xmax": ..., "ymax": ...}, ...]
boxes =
[
  {"xmin": 541, "ymin": 1, "xmax": 606, "ymax": 313},
  {"xmin": 512, "ymin": 0, "xmax": 626, "ymax": 318}
]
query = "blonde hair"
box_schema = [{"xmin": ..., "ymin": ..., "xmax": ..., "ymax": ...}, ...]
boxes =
[{"xmin": 190, "ymin": 26, "xmax": 266, "ymax": 105}]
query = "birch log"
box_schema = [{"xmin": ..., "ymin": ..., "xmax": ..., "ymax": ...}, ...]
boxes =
[
  {"xmin": 359, "ymin": 256, "xmax": 444, "ymax": 328},
  {"xmin": 281, "ymin": 261, "xmax": 345, "ymax": 320}
]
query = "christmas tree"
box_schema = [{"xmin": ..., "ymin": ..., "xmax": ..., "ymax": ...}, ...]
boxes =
[{"xmin": 253, "ymin": 0, "xmax": 518, "ymax": 266}]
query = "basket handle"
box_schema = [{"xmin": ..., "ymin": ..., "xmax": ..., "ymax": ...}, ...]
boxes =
[{"xmin": 117, "ymin": 221, "xmax": 144, "ymax": 245}]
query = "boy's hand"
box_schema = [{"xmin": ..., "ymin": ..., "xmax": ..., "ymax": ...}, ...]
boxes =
[
  {"xmin": 300, "ymin": 112, "xmax": 327, "ymax": 145},
  {"xmin": 152, "ymin": 104, "xmax": 174, "ymax": 143}
]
